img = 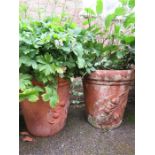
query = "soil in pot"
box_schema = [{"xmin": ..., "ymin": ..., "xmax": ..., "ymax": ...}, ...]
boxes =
[
  {"xmin": 83, "ymin": 70, "xmax": 135, "ymax": 131},
  {"xmin": 21, "ymin": 78, "xmax": 70, "ymax": 137}
]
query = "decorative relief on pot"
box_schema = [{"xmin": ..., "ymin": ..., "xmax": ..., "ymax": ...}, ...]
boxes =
[
  {"xmin": 88, "ymin": 88, "xmax": 129, "ymax": 129},
  {"xmin": 47, "ymin": 102, "xmax": 69, "ymax": 125}
]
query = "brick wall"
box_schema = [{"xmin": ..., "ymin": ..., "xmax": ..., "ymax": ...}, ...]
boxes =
[{"xmin": 19, "ymin": 0, "xmax": 83, "ymax": 25}]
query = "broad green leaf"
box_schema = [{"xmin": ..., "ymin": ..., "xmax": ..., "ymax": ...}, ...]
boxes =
[
  {"xmin": 119, "ymin": 0, "xmax": 128, "ymax": 5},
  {"xmin": 114, "ymin": 7, "xmax": 126, "ymax": 16},
  {"xmin": 96, "ymin": 0, "xmax": 103, "ymax": 15},
  {"xmin": 115, "ymin": 25, "xmax": 121, "ymax": 34},
  {"xmin": 105, "ymin": 14, "xmax": 115, "ymax": 28},
  {"xmin": 105, "ymin": 7, "xmax": 126, "ymax": 29},
  {"xmin": 122, "ymin": 36, "xmax": 135, "ymax": 44},
  {"xmin": 124, "ymin": 13, "xmax": 135, "ymax": 27},
  {"xmin": 84, "ymin": 8, "xmax": 96, "ymax": 15},
  {"xmin": 128, "ymin": 0, "xmax": 135, "ymax": 8}
]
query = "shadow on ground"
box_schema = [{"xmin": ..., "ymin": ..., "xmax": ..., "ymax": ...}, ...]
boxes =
[{"xmin": 19, "ymin": 89, "xmax": 135, "ymax": 155}]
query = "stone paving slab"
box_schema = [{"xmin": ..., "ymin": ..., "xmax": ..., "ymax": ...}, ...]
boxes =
[{"xmin": 20, "ymin": 100, "xmax": 135, "ymax": 155}]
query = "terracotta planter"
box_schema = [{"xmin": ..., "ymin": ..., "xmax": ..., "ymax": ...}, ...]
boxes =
[
  {"xmin": 21, "ymin": 78, "xmax": 70, "ymax": 137},
  {"xmin": 83, "ymin": 70, "xmax": 135, "ymax": 130}
]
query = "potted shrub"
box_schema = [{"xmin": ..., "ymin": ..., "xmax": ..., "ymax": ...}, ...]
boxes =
[
  {"xmin": 80, "ymin": 0, "xmax": 135, "ymax": 130},
  {"xmin": 19, "ymin": 15, "xmax": 84, "ymax": 136}
]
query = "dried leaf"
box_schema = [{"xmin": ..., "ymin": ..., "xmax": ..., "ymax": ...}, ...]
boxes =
[
  {"xmin": 21, "ymin": 136, "xmax": 33, "ymax": 142},
  {"xmin": 20, "ymin": 131, "xmax": 30, "ymax": 136}
]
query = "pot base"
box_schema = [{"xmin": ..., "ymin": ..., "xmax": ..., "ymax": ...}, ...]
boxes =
[{"xmin": 88, "ymin": 114, "xmax": 122, "ymax": 131}]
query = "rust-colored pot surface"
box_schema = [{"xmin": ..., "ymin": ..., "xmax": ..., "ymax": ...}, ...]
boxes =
[
  {"xmin": 21, "ymin": 78, "xmax": 70, "ymax": 137},
  {"xmin": 83, "ymin": 70, "xmax": 135, "ymax": 130}
]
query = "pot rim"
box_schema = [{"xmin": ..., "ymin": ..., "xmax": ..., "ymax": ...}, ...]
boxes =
[
  {"xmin": 92, "ymin": 69, "xmax": 135, "ymax": 72},
  {"xmin": 83, "ymin": 69, "xmax": 135, "ymax": 83}
]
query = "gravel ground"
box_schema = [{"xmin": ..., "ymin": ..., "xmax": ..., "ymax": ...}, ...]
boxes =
[{"xmin": 20, "ymin": 89, "xmax": 135, "ymax": 155}]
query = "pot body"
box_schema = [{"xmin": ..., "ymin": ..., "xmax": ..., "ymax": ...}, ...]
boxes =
[
  {"xmin": 83, "ymin": 70, "xmax": 134, "ymax": 130},
  {"xmin": 21, "ymin": 78, "xmax": 70, "ymax": 137}
]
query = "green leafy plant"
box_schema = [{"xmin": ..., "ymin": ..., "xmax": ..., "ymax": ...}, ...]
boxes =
[
  {"xmin": 20, "ymin": 15, "xmax": 84, "ymax": 107},
  {"xmin": 19, "ymin": 12, "xmax": 100, "ymax": 107},
  {"xmin": 80, "ymin": 0, "xmax": 135, "ymax": 73}
]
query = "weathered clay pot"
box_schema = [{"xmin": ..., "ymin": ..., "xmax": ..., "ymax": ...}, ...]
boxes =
[
  {"xmin": 83, "ymin": 70, "xmax": 135, "ymax": 130},
  {"xmin": 21, "ymin": 78, "xmax": 70, "ymax": 137}
]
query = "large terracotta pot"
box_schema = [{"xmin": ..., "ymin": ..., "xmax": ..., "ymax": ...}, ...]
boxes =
[
  {"xmin": 21, "ymin": 78, "xmax": 70, "ymax": 137},
  {"xmin": 83, "ymin": 70, "xmax": 135, "ymax": 130}
]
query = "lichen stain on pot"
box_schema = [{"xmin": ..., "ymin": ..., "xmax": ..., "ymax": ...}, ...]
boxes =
[
  {"xmin": 83, "ymin": 70, "xmax": 135, "ymax": 130},
  {"xmin": 21, "ymin": 78, "xmax": 70, "ymax": 137}
]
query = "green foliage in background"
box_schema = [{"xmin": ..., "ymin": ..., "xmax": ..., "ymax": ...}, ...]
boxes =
[{"xmin": 81, "ymin": 0, "xmax": 135, "ymax": 71}]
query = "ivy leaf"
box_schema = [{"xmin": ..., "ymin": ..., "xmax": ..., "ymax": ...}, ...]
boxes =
[
  {"xmin": 116, "ymin": 51, "xmax": 125, "ymax": 59},
  {"xmin": 49, "ymin": 94, "xmax": 59, "ymax": 108},
  {"xmin": 20, "ymin": 56, "xmax": 38, "ymax": 69},
  {"xmin": 96, "ymin": 0, "xmax": 103, "ymax": 15},
  {"xmin": 104, "ymin": 60, "xmax": 113, "ymax": 68},
  {"xmin": 42, "ymin": 93, "xmax": 50, "ymax": 101},
  {"xmin": 28, "ymin": 95, "xmax": 39, "ymax": 102},
  {"xmin": 73, "ymin": 43, "xmax": 84, "ymax": 57},
  {"xmin": 77, "ymin": 57, "xmax": 85, "ymax": 69},
  {"xmin": 19, "ymin": 73, "xmax": 32, "ymax": 91},
  {"xmin": 37, "ymin": 54, "xmax": 55, "ymax": 75},
  {"xmin": 38, "ymin": 64, "xmax": 55, "ymax": 75},
  {"xmin": 19, "ymin": 86, "xmax": 43, "ymax": 102},
  {"xmin": 31, "ymin": 61, "xmax": 38, "ymax": 69},
  {"xmin": 56, "ymin": 67, "xmax": 65, "ymax": 74},
  {"xmin": 42, "ymin": 86, "xmax": 59, "ymax": 108},
  {"xmin": 61, "ymin": 47, "xmax": 71, "ymax": 54},
  {"xmin": 38, "ymin": 33, "xmax": 51, "ymax": 45}
]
